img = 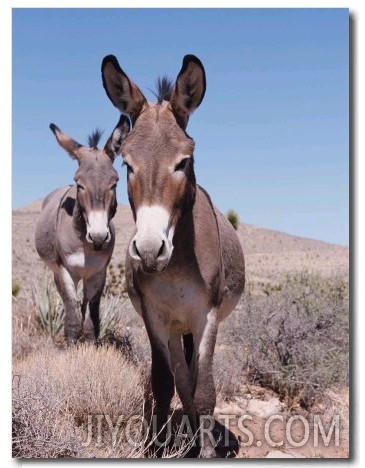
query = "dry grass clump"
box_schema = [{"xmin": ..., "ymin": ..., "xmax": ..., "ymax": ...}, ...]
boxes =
[
  {"xmin": 12, "ymin": 294, "xmax": 56, "ymax": 361},
  {"xmin": 12, "ymin": 344, "xmax": 147, "ymax": 458}
]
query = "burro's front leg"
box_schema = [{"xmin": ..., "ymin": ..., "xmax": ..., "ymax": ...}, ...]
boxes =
[
  {"xmin": 143, "ymin": 314, "xmax": 174, "ymax": 456},
  {"xmin": 193, "ymin": 308, "xmax": 219, "ymax": 458},
  {"xmin": 83, "ymin": 271, "xmax": 106, "ymax": 342},
  {"xmin": 54, "ymin": 266, "xmax": 81, "ymax": 344}
]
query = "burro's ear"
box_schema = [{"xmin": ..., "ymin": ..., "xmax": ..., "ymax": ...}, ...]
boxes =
[
  {"xmin": 101, "ymin": 55, "xmax": 147, "ymax": 125},
  {"xmin": 49, "ymin": 123, "xmax": 82, "ymax": 159},
  {"xmin": 169, "ymin": 55, "xmax": 206, "ymax": 129},
  {"xmin": 104, "ymin": 114, "xmax": 131, "ymax": 160}
]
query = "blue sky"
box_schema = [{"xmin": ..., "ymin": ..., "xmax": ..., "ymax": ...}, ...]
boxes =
[{"xmin": 12, "ymin": 8, "xmax": 349, "ymax": 245}]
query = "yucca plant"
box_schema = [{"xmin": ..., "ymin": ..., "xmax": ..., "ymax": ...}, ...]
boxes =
[
  {"xmin": 99, "ymin": 294, "xmax": 126, "ymax": 338},
  {"xmin": 32, "ymin": 280, "xmax": 64, "ymax": 338},
  {"xmin": 33, "ymin": 278, "xmax": 127, "ymax": 340}
]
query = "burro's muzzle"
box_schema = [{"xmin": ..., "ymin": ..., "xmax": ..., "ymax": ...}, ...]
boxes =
[
  {"xmin": 85, "ymin": 211, "xmax": 111, "ymax": 250},
  {"xmin": 129, "ymin": 205, "xmax": 174, "ymax": 273}
]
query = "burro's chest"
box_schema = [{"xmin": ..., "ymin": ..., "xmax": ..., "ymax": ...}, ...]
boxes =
[
  {"xmin": 61, "ymin": 243, "xmax": 111, "ymax": 280},
  {"xmin": 136, "ymin": 266, "xmax": 210, "ymax": 321}
]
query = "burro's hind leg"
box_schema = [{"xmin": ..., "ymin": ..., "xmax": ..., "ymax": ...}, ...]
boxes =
[
  {"xmin": 83, "ymin": 271, "xmax": 106, "ymax": 342},
  {"xmin": 54, "ymin": 265, "xmax": 81, "ymax": 344},
  {"xmin": 192, "ymin": 308, "xmax": 219, "ymax": 458}
]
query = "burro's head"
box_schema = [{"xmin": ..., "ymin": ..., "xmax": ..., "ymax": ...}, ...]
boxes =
[
  {"xmin": 50, "ymin": 115, "xmax": 130, "ymax": 250},
  {"xmin": 101, "ymin": 54, "xmax": 206, "ymax": 272}
]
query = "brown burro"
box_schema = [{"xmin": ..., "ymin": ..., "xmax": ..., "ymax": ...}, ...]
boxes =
[
  {"xmin": 101, "ymin": 54, "xmax": 245, "ymax": 457},
  {"xmin": 35, "ymin": 116, "xmax": 129, "ymax": 344}
]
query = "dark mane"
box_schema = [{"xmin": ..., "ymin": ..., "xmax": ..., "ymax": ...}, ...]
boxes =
[
  {"xmin": 153, "ymin": 76, "xmax": 174, "ymax": 104},
  {"xmin": 87, "ymin": 128, "xmax": 104, "ymax": 149}
]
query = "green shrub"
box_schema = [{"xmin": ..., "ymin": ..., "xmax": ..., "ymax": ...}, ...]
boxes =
[
  {"xmin": 12, "ymin": 280, "xmax": 21, "ymax": 297},
  {"xmin": 216, "ymin": 272, "xmax": 349, "ymax": 408},
  {"xmin": 227, "ymin": 210, "xmax": 240, "ymax": 230}
]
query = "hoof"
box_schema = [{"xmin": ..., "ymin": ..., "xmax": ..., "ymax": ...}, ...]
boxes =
[{"xmin": 199, "ymin": 446, "xmax": 220, "ymax": 458}]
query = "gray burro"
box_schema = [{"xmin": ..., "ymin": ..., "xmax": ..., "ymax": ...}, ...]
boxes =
[
  {"xmin": 35, "ymin": 116, "xmax": 130, "ymax": 343},
  {"xmin": 101, "ymin": 54, "xmax": 245, "ymax": 457}
]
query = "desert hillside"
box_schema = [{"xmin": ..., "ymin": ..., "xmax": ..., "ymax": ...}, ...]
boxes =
[{"xmin": 12, "ymin": 200, "xmax": 348, "ymax": 293}]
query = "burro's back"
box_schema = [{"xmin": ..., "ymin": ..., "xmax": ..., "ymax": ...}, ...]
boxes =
[{"xmin": 213, "ymin": 201, "xmax": 245, "ymax": 320}]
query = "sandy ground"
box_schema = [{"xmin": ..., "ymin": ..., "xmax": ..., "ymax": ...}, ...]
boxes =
[{"xmin": 213, "ymin": 384, "xmax": 349, "ymax": 458}]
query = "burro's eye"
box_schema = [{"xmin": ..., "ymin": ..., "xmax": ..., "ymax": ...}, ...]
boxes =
[
  {"xmin": 77, "ymin": 183, "xmax": 85, "ymax": 191},
  {"xmin": 110, "ymin": 183, "xmax": 117, "ymax": 191},
  {"xmin": 174, "ymin": 157, "xmax": 190, "ymax": 172}
]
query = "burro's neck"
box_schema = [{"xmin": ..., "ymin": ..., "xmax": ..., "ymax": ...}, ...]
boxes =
[{"xmin": 171, "ymin": 186, "xmax": 221, "ymax": 266}]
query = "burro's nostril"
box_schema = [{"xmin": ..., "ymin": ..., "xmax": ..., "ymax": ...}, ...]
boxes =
[
  {"xmin": 133, "ymin": 240, "xmax": 141, "ymax": 258},
  {"xmin": 157, "ymin": 240, "xmax": 165, "ymax": 258}
]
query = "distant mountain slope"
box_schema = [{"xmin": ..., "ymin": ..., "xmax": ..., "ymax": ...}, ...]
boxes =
[{"xmin": 12, "ymin": 201, "xmax": 349, "ymax": 293}]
